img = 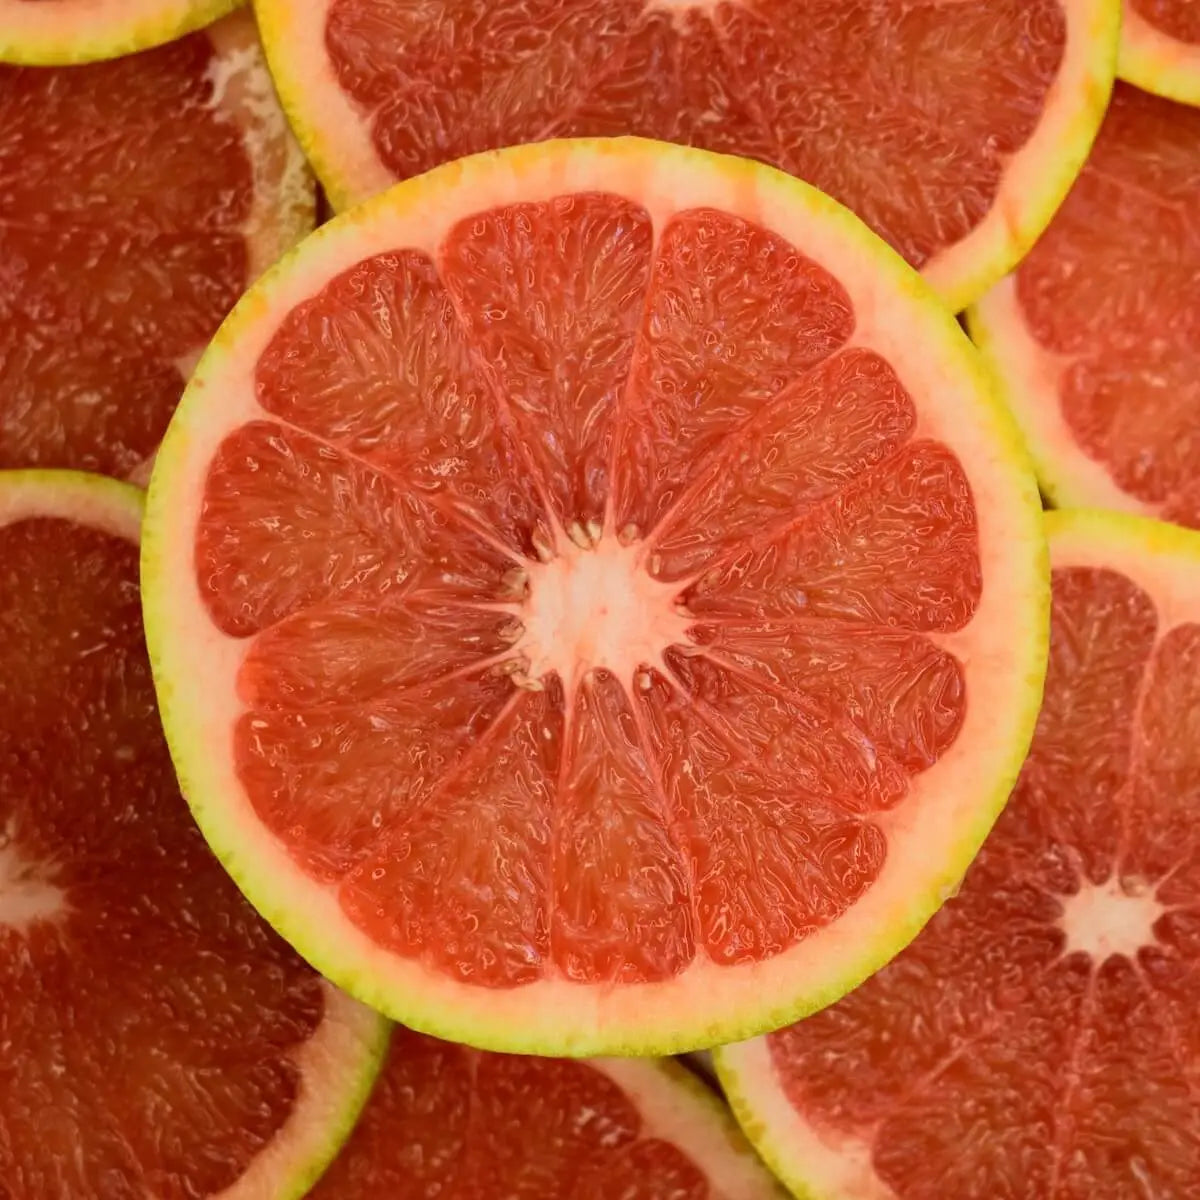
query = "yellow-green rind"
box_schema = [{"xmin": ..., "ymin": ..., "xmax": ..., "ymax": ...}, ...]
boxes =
[
  {"xmin": 0, "ymin": 0, "xmax": 242, "ymax": 65},
  {"xmin": 1045, "ymin": 507, "xmax": 1200, "ymax": 567},
  {"xmin": 1117, "ymin": 10, "xmax": 1200, "ymax": 107},
  {"xmin": 0, "ymin": 468, "xmax": 145, "ymax": 532},
  {"xmin": 142, "ymin": 137, "xmax": 1049, "ymax": 1057}
]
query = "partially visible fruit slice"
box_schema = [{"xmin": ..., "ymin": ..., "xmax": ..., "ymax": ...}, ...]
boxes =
[
  {"xmin": 142, "ymin": 138, "xmax": 1048, "ymax": 1056},
  {"xmin": 256, "ymin": 0, "xmax": 1118, "ymax": 311},
  {"xmin": 716, "ymin": 509, "xmax": 1200, "ymax": 1199},
  {"xmin": 0, "ymin": 0, "xmax": 238, "ymax": 64},
  {"xmin": 970, "ymin": 83, "xmax": 1200, "ymax": 529},
  {"xmin": 1118, "ymin": 0, "xmax": 1200, "ymax": 105},
  {"xmin": 309, "ymin": 1025, "xmax": 783, "ymax": 1197},
  {"xmin": 0, "ymin": 469, "xmax": 386, "ymax": 1196},
  {"xmin": 0, "ymin": 11, "xmax": 311, "ymax": 478}
]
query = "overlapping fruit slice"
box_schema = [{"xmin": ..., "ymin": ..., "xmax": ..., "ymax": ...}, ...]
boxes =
[
  {"xmin": 0, "ymin": 11, "xmax": 311, "ymax": 477},
  {"xmin": 142, "ymin": 140, "xmax": 1047, "ymax": 1055},
  {"xmin": 309, "ymin": 1026, "xmax": 781, "ymax": 1197},
  {"xmin": 1118, "ymin": 0, "xmax": 1200, "ymax": 105},
  {"xmin": 971, "ymin": 84, "xmax": 1200, "ymax": 529},
  {"xmin": 0, "ymin": 470, "xmax": 385, "ymax": 1197},
  {"xmin": 717, "ymin": 510, "xmax": 1200, "ymax": 1199},
  {"xmin": 256, "ymin": 0, "xmax": 1118, "ymax": 311}
]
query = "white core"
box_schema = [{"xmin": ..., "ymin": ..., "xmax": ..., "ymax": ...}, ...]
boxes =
[{"xmin": 1057, "ymin": 876, "xmax": 1164, "ymax": 962}]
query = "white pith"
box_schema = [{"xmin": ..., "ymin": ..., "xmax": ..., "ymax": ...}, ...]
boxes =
[
  {"xmin": 1057, "ymin": 875, "xmax": 1164, "ymax": 961},
  {"xmin": 0, "ymin": 820, "xmax": 66, "ymax": 931}
]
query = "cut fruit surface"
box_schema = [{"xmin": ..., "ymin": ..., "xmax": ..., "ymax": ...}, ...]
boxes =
[
  {"xmin": 256, "ymin": 0, "xmax": 1118, "ymax": 311},
  {"xmin": 0, "ymin": 11, "xmax": 311, "ymax": 478},
  {"xmin": 0, "ymin": 0, "xmax": 238, "ymax": 64},
  {"xmin": 970, "ymin": 83, "xmax": 1200, "ymax": 529},
  {"xmin": 142, "ymin": 139, "xmax": 1048, "ymax": 1056},
  {"xmin": 0, "ymin": 469, "xmax": 387, "ymax": 1197},
  {"xmin": 717, "ymin": 509, "xmax": 1200, "ymax": 1200},
  {"xmin": 1118, "ymin": 0, "xmax": 1200, "ymax": 105},
  {"xmin": 309, "ymin": 1026, "xmax": 783, "ymax": 1198}
]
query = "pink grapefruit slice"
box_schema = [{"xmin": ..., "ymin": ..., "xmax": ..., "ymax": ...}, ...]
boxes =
[
  {"xmin": 717, "ymin": 508, "xmax": 1200, "ymax": 1199},
  {"xmin": 1118, "ymin": 0, "xmax": 1200, "ymax": 106},
  {"xmin": 141, "ymin": 139, "xmax": 1048, "ymax": 1056},
  {"xmin": 0, "ymin": 469, "xmax": 387, "ymax": 1196},
  {"xmin": 0, "ymin": 0, "xmax": 239, "ymax": 64},
  {"xmin": 969, "ymin": 83, "xmax": 1200, "ymax": 530},
  {"xmin": 256, "ymin": 0, "xmax": 1119, "ymax": 312},
  {"xmin": 308, "ymin": 1026, "xmax": 783, "ymax": 1197},
  {"xmin": 0, "ymin": 11, "xmax": 312, "ymax": 479}
]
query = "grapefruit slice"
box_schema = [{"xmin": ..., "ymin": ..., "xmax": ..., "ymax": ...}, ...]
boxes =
[
  {"xmin": 308, "ymin": 1026, "xmax": 783, "ymax": 1197},
  {"xmin": 0, "ymin": 11, "xmax": 311, "ymax": 478},
  {"xmin": 256, "ymin": 0, "xmax": 1119, "ymax": 312},
  {"xmin": 1118, "ymin": 0, "xmax": 1200, "ymax": 106},
  {"xmin": 969, "ymin": 83, "xmax": 1200, "ymax": 530},
  {"xmin": 142, "ymin": 139, "xmax": 1048, "ymax": 1056},
  {"xmin": 0, "ymin": 469, "xmax": 388, "ymax": 1195},
  {"xmin": 0, "ymin": 0, "xmax": 238, "ymax": 64},
  {"xmin": 716, "ymin": 509, "xmax": 1200, "ymax": 1199}
]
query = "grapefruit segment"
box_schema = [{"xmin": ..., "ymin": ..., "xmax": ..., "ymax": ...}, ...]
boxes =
[
  {"xmin": 257, "ymin": 0, "xmax": 1118, "ymax": 310},
  {"xmin": 0, "ymin": 12, "xmax": 311, "ymax": 477},
  {"xmin": 0, "ymin": 470, "xmax": 386, "ymax": 1197},
  {"xmin": 1118, "ymin": 0, "xmax": 1200, "ymax": 106},
  {"xmin": 970, "ymin": 84, "xmax": 1200, "ymax": 528},
  {"xmin": 717, "ymin": 509, "xmax": 1200, "ymax": 1199},
  {"xmin": 143, "ymin": 140, "xmax": 1047, "ymax": 1054}
]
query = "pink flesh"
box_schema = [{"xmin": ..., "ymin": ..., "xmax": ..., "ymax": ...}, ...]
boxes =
[
  {"xmin": 309, "ymin": 1026, "xmax": 712, "ymax": 1198},
  {"xmin": 324, "ymin": 0, "xmax": 1065, "ymax": 269},
  {"xmin": 1129, "ymin": 0, "xmax": 1200, "ymax": 42},
  {"xmin": 1015, "ymin": 84, "xmax": 1200, "ymax": 526},
  {"xmin": 0, "ymin": 518, "xmax": 325, "ymax": 1193},
  {"xmin": 766, "ymin": 566, "xmax": 1200, "ymax": 1196},
  {"xmin": 0, "ymin": 34, "xmax": 252, "ymax": 476},
  {"xmin": 201, "ymin": 195, "xmax": 981, "ymax": 985}
]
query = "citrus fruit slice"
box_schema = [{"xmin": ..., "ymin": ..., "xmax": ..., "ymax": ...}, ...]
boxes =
[
  {"xmin": 969, "ymin": 83, "xmax": 1200, "ymax": 530},
  {"xmin": 142, "ymin": 139, "xmax": 1048, "ymax": 1056},
  {"xmin": 308, "ymin": 1026, "xmax": 783, "ymax": 1197},
  {"xmin": 0, "ymin": 11, "xmax": 311, "ymax": 478},
  {"xmin": 716, "ymin": 508, "xmax": 1200, "ymax": 1199},
  {"xmin": 0, "ymin": 0, "xmax": 238, "ymax": 65},
  {"xmin": 0, "ymin": 468, "xmax": 387, "ymax": 1196},
  {"xmin": 1118, "ymin": 0, "xmax": 1200, "ymax": 106},
  {"xmin": 256, "ymin": 0, "xmax": 1118, "ymax": 312}
]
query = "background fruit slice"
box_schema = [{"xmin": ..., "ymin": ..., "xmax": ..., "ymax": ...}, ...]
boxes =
[
  {"xmin": 0, "ymin": 11, "xmax": 311, "ymax": 479},
  {"xmin": 716, "ymin": 509, "xmax": 1200, "ymax": 1200},
  {"xmin": 143, "ymin": 139, "xmax": 1047, "ymax": 1056},
  {"xmin": 0, "ymin": 0, "xmax": 238, "ymax": 64},
  {"xmin": 1118, "ymin": 0, "xmax": 1200, "ymax": 106},
  {"xmin": 0, "ymin": 469, "xmax": 387, "ymax": 1196},
  {"xmin": 309, "ymin": 1026, "xmax": 783, "ymax": 1197},
  {"xmin": 256, "ymin": 0, "xmax": 1118, "ymax": 312},
  {"xmin": 970, "ymin": 83, "xmax": 1200, "ymax": 529}
]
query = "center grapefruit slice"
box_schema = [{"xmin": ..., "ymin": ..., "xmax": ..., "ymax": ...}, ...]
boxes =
[
  {"xmin": 1117, "ymin": 0, "xmax": 1200, "ymax": 105},
  {"xmin": 0, "ymin": 11, "xmax": 312, "ymax": 478},
  {"xmin": 0, "ymin": 469, "xmax": 386, "ymax": 1196},
  {"xmin": 309, "ymin": 1027, "xmax": 783, "ymax": 1197},
  {"xmin": 717, "ymin": 510, "xmax": 1200, "ymax": 1199},
  {"xmin": 142, "ymin": 139, "xmax": 1048, "ymax": 1056},
  {"xmin": 256, "ymin": 0, "xmax": 1118, "ymax": 312}
]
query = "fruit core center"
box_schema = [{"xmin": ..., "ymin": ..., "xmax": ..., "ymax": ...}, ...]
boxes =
[
  {"xmin": 1057, "ymin": 876, "xmax": 1164, "ymax": 962},
  {"xmin": 513, "ymin": 532, "xmax": 691, "ymax": 692},
  {"xmin": 0, "ymin": 828, "xmax": 65, "ymax": 932}
]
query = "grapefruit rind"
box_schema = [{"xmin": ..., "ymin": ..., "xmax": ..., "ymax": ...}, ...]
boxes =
[
  {"xmin": 713, "ymin": 506, "xmax": 1200, "ymax": 1200},
  {"xmin": 0, "ymin": 0, "xmax": 241, "ymax": 65},
  {"xmin": 0, "ymin": 467, "xmax": 391, "ymax": 1200},
  {"xmin": 1116, "ymin": 6, "xmax": 1200, "ymax": 107},
  {"xmin": 142, "ymin": 138, "xmax": 1049, "ymax": 1056},
  {"xmin": 254, "ymin": 0, "xmax": 1118, "ymax": 314}
]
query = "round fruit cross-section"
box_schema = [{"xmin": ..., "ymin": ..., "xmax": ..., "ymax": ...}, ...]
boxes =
[
  {"xmin": 310, "ymin": 1026, "xmax": 783, "ymax": 1197},
  {"xmin": 0, "ymin": 469, "xmax": 387, "ymax": 1197},
  {"xmin": 970, "ymin": 83, "xmax": 1200, "ymax": 530},
  {"xmin": 142, "ymin": 139, "xmax": 1048, "ymax": 1056},
  {"xmin": 256, "ymin": 0, "xmax": 1118, "ymax": 312},
  {"xmin": 0, "ymin": 11, "xmax": 311, "ymax": 478},
  {"xmin": 0, "ymin": 0, "xmax": 238, "ymax": 64},
  {"xmin": 717, "ymin": 510, "xmax": 1200, "ymax": 1200},
  {"xmin": 1118, "ymin": 0, "xmax": 1200, "ymax": 106}
]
